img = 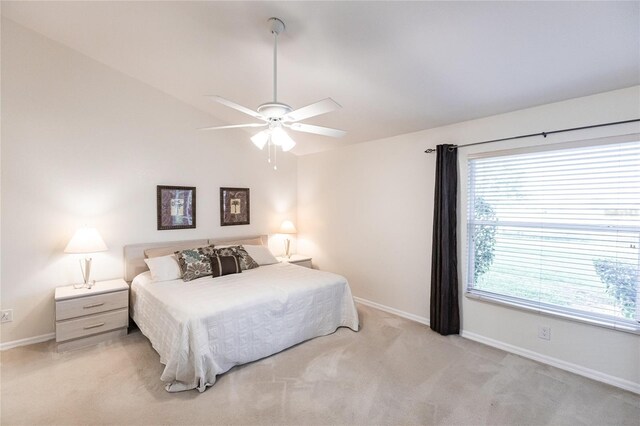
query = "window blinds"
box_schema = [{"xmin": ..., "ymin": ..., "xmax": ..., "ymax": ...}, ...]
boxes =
[{"xmin": 467, "ymin": 140, "xmax": 640, "ymax": 332}]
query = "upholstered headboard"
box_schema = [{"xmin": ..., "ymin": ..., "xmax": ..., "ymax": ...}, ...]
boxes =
[{"xmin": 123, "ymin": 235, "xmax": 268, "ymax": 282}]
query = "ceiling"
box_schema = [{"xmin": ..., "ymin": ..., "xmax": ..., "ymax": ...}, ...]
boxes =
[{"xmin": 2, "ymin": 1, "xmax": 639, "ymax": 155}]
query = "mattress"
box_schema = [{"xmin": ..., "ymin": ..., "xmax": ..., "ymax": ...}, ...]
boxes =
[{"xmin": 130, "ymin": 262, "xmax": 359, "ymax": 392}]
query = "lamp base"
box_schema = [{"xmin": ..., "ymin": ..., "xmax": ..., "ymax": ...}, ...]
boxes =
[
  {"xmin": 283, "ymin": 238, "xmax": 291, "ymax": 259},
  {"xmin": 76, "ymin": 257, "xmax": 93, "ymax": 289},
  {"xmin": 72, "ymin": 280, "xmax": 95, "ymax": 290}
]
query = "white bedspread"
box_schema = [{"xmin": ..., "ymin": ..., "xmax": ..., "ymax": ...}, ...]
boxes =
[{"xmin": 130, "ymin": 262, "xmax": 359, "ymax": 392}]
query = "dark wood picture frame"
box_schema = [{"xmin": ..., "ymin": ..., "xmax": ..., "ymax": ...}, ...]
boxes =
[
  {"xmin": 220, "ymin": 187, "xmax": 250, "ymax": 226},
  {"xmin": 157, "ymin": 185, "xmax": 196, "ymax": 230}
]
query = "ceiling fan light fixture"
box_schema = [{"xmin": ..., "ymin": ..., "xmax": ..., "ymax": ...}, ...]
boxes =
[
  {"xmin": 271, "ymin": 127, "xmax": 296, "ymax": 151},
  {"xmin": 251, "ymin": 130, "xmax": 269, "ymax": 150},
  {"xmin": 281, "ymin": 138, "xmax": 296, "ymax": 152}
]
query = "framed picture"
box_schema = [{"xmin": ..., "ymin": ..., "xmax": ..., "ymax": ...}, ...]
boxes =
[
  {"xmin": 157, "ymin": 185, "xmax": 196, "ymax": 230},
  {"xmin": 220, "ymin": 187, "xmax": 250, "ymax": 226}
]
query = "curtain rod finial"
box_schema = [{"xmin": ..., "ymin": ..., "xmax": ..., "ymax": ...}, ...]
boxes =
[{"xmin": 425, "ymin": 148, "xmax": 436, "ymax": 153}]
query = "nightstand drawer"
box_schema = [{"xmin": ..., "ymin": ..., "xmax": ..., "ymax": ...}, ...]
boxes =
[
  {"xmin": 56, "ymin": 290, "xmax": 128, "ymax": 321},
  {"xmin": 56, "ymin": 308, "xmax": 128, "ymax": 342}
]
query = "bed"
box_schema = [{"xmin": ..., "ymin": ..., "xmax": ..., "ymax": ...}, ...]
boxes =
[{"xmin": 125, "ymin": 236, "xmax": 359, "ymax": 392}]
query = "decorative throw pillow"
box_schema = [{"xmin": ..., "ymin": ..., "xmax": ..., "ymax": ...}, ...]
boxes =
[
  {"xmin": 144, "ymin": 254, "xmax": 182, "ymax": 282},
  {"xmin": 213, "ymin": 245, "xmax": 259, "ymax": 270},
  {"xmin": 243, "ymin": 245, "xmax": 279, "ymax": 266},
  {"xmin": 175, "ymin": 248, "xmax": 212, "ymax": 282},
  {"xmin": 210, "ymin": 255, "xmax": 242, "ymax": 277},
  {"xmin": 198, "ymin": 244, "xmax": 217, "ymax": 258}
]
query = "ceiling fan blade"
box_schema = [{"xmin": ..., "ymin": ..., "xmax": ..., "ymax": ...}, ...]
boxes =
[
  {"xmin": 207, "ymin": 95, "xmax": 264, "ymax": 120},
  {"xmin": 287, "ymin": 123, "xmax": 346, "ymax": 138},
  {"xmin": 285, "ymin": 98, "xmax": 341, "ymax": 122},
  {"xmin": 198, "ymin": 123, "xmax": 267, "ymax": 131}
]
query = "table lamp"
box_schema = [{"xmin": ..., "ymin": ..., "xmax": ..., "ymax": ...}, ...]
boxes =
[
  {"xmin": 278, "ymin": 220, "xmax": 297, "ymax": 259},
  {"xmin": 64, "ymin": 227, "xmax": 108, "ymax": 289}
]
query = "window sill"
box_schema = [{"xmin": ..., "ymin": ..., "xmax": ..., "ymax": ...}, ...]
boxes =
[{"xmin": 465, "ymin": 290, "xmax": 640, "ymax": 336}]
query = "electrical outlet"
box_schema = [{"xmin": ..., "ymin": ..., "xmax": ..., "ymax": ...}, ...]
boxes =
[
  {"xmin": 1, "ymin": 309, "xmax": 13, "ymax": 323},
  {"xmin": 538, "ymin": 326, "xmax": 551, "ymax": 341}
]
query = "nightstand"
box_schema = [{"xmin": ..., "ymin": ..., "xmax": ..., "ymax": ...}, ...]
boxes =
[
  {"xmin": 55, "ymin": 278, "xmax": 129, "ymax": 352},
  {"xmin": 277, "ymin": 254, "xmax": 312, "ymax": 269}
]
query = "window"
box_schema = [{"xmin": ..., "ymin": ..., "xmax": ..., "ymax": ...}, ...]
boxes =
[{"xmin": 466, "ymin": 138, "xmax": 640, "ymax": 333}]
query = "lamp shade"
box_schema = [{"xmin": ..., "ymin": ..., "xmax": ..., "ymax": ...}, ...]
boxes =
[
  {"xmin": 64, "ymin": 227, "xmax": 108, "ymax": 254},
  {"xmin": 250, "ymin": 130, "xmax": 269, "ymax": 150},
  {"xmin": 271, "ymin": 127, "xmax": 296, "ymax": 152},
  {"xmin": 278, "ymin": 220, "xmax": 297, "ymax": 234}
]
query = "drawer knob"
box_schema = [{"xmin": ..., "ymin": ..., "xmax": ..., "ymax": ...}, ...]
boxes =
[
  {"xmin": 83, "ymin": 322, "xmax": 105, "ymax": 330},
  {"xmin": 83, "ymin": 303, "xmax": 105, "ymax": 309}
]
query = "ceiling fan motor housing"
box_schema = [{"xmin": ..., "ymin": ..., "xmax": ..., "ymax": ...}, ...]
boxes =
[{"xmin": 257, "ymin": 102, "xmax": 292, "ymax": 120}]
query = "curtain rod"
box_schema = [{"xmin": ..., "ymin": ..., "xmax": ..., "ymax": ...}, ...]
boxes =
[{"xmin": 424, "ymin": 118, "xmax": 640, "ymax": 153}]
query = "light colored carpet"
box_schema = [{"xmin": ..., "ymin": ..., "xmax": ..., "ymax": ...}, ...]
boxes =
[{"xmin": 1, "ymin": 305, "xmax": 638, "ymax": 425}]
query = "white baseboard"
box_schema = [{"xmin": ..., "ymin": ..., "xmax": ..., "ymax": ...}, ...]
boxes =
[
  {"xmin": 353, "ymin": 296, "xmax": 430, "ymax": 326},
  {"xmin": 353, "ymin": 296, "xmax": 639, "ymax": 395},
  {"xmin": 461, "ymin": 330, "xmax": 640, "ymax": 395},
  {"xmin": 0, "ymin": 332, "xmax": 55, "ymax": 351}
]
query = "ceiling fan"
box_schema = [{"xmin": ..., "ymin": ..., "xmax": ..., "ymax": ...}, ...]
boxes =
[{"xmin": 199, "ymin": 17, "xmax": 345, "ymax": 168}]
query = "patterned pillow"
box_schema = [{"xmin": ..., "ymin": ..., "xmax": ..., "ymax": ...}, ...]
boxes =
[
  {"xmin": 212, "ymin": 245, "xmax": 259, "ymax": 270},
  {"xmin": 198, "ymin": 244, "xmax": 217, "ymax": 258},
  {"xmin": 175, "ymin": 248, "xmax": 212, "ymax": 282},
  {"xmin": 210, "ymin": 255, "xmax": 242, "ymax": 277}
]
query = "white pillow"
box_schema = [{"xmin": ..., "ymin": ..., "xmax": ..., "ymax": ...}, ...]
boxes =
[
  {"xmin": 243, "ymin": 245, "xmax": 279, "ymax": 266},
  {"xmin": 144, "ymin": 254, "xmax": 182, "ymax": 282}
]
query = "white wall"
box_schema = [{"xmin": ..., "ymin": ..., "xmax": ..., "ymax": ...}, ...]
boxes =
[
  {"xmin": 0, "ymin": 19, "xmax": 297, "ymax": 344},
  {"xmin": 298, "ymin": 86, "xmax": 640, "ymax": 389}
]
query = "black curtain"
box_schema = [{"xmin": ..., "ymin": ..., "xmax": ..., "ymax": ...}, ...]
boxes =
[{"xmin": 430, "ymin": 144, "xmax": 460, "ymax": 335}]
